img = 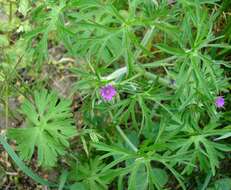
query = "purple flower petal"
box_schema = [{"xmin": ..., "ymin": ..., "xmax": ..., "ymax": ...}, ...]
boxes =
[
  {"xmin": 215, "ymin": 96, "xmax": 224, "ymax": 108},
  {"xmin": 100, "ymin": 85, "xmax": 116, "ymax": 101}
]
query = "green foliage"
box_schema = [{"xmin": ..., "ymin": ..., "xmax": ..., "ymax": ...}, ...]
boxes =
[
  {"xmin": 169, "ymin": 121, "xmax": 231, "ymax": 175},
  {"xmin": 93, "ymin": 142, "xmax": 184, "ymax": 190},
  {"xmin": 7, "ymin": 90, "xmax": 76, "ymax": 167},
  {"xmin": 0, "ymin": 0, "xmax": 231, "ymax": 189},
  {"xmin": 208, "ymin": 178, "xmax": 231, "ymax": 190},
  {"xmin": 70, "ymin": 157, "xmax": 116, "ymax": 190}
]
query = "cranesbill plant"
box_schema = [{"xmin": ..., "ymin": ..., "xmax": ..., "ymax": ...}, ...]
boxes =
[{"xmin": 0, "ymin": 0, "xmax": 230, "ymax": 189}]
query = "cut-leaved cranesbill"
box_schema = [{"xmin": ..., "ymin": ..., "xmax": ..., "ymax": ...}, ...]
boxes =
[{"xmin": 8, "ymin": 89, "xmax": 76, "ymax": 167}]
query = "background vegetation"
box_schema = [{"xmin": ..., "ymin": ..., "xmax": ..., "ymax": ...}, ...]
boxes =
[{"xmin": 0, "ymin": 0, "xmax": 231, "ymax": 189}]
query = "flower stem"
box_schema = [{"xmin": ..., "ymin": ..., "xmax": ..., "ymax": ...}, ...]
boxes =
[
  {"xmin": 109, "ymin": 111, "xmax": 138, "ymax": 152},
  {"xmin": 115, "ymin": 125, "xmax": 138, "ymax": 153}
]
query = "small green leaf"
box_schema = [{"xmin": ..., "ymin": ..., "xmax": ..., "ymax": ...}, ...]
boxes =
[
  {"xmin": 214, "ymin": 178, "xmax": 231, "ymax": 190},
  {"xmin": 214, "ymin": 132, "xmax": 231, "ymax": 141},
  {"xmin": 135, "ymin": 169, "xmax": 148, "ymax": 190},
  {"xmin": 18, "ymin": 0, "xmax": 30, "ymax": 16},
  {"xmin": 0, "ymin": 35, "xmax": 9, "ymax": 46},
  {"xmin": 70, "ymin": 182, "xmax": 86, "ymax": 190},
  {"xmin": 0, "ymin": 71, "xmax": 5, "ymax": 82},
  {"xmin": 155, "ymin": 44, "xmax": 186, "ymax": 56},
  {"xmin": 152, "ymin": 168, "xmax": 169, "ymax": 187}
]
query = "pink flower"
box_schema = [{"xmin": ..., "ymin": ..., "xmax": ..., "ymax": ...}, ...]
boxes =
[
  {"xmin": 215, "ymin": 96, "xmax": 224, "ymax": 108},
  {"xmin": 100, "ymin": 85, "xmax": 116, "ymax": 101}
]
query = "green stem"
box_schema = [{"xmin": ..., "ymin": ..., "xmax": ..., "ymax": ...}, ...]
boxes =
[
  {"xmin": 201, "ymin": 171, "xmax": 212, "ymax": 190},
  {"xmin": 135, "ymin": 26, "xmax": 155, "ymax": 58},
  {"xmin": 134, "ymin": 66, "xmax": 171, "ymax": 88},
  {"xmin": 115, "ymin": 125, "xmax": 138, "ymax": 152},
  {"xmin": 9, "ymin": 1, "xmax": 12, "ymax": 23},
  {"xmin": 109, "ymin": 112, "xmax": 138, "ymax": 152},
  {"xmin": 5, "ymin": 84, "xmax": 8, "ymax": 129}
]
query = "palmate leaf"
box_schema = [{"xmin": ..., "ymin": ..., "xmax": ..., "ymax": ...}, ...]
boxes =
[
  {"xmin": 169, "ymin": 123, "xmax": 231, "ymax": 176},
  {"xmin": 70, "ymin": 157, "xmax": 117, "ymax": 190},
  {"xmin": 8, "ymin": 89, "xmax": 76, "ymax": 167}
]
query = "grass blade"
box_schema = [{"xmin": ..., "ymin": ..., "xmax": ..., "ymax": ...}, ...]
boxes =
[{"xmin": 0, "ymin": 135, "xmax": 55, "ymax": 187}]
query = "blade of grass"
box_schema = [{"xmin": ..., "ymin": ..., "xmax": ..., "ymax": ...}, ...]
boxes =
[{"xmin": 0, "ymin": 135, "xmax": 55, "ymax": 187}]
